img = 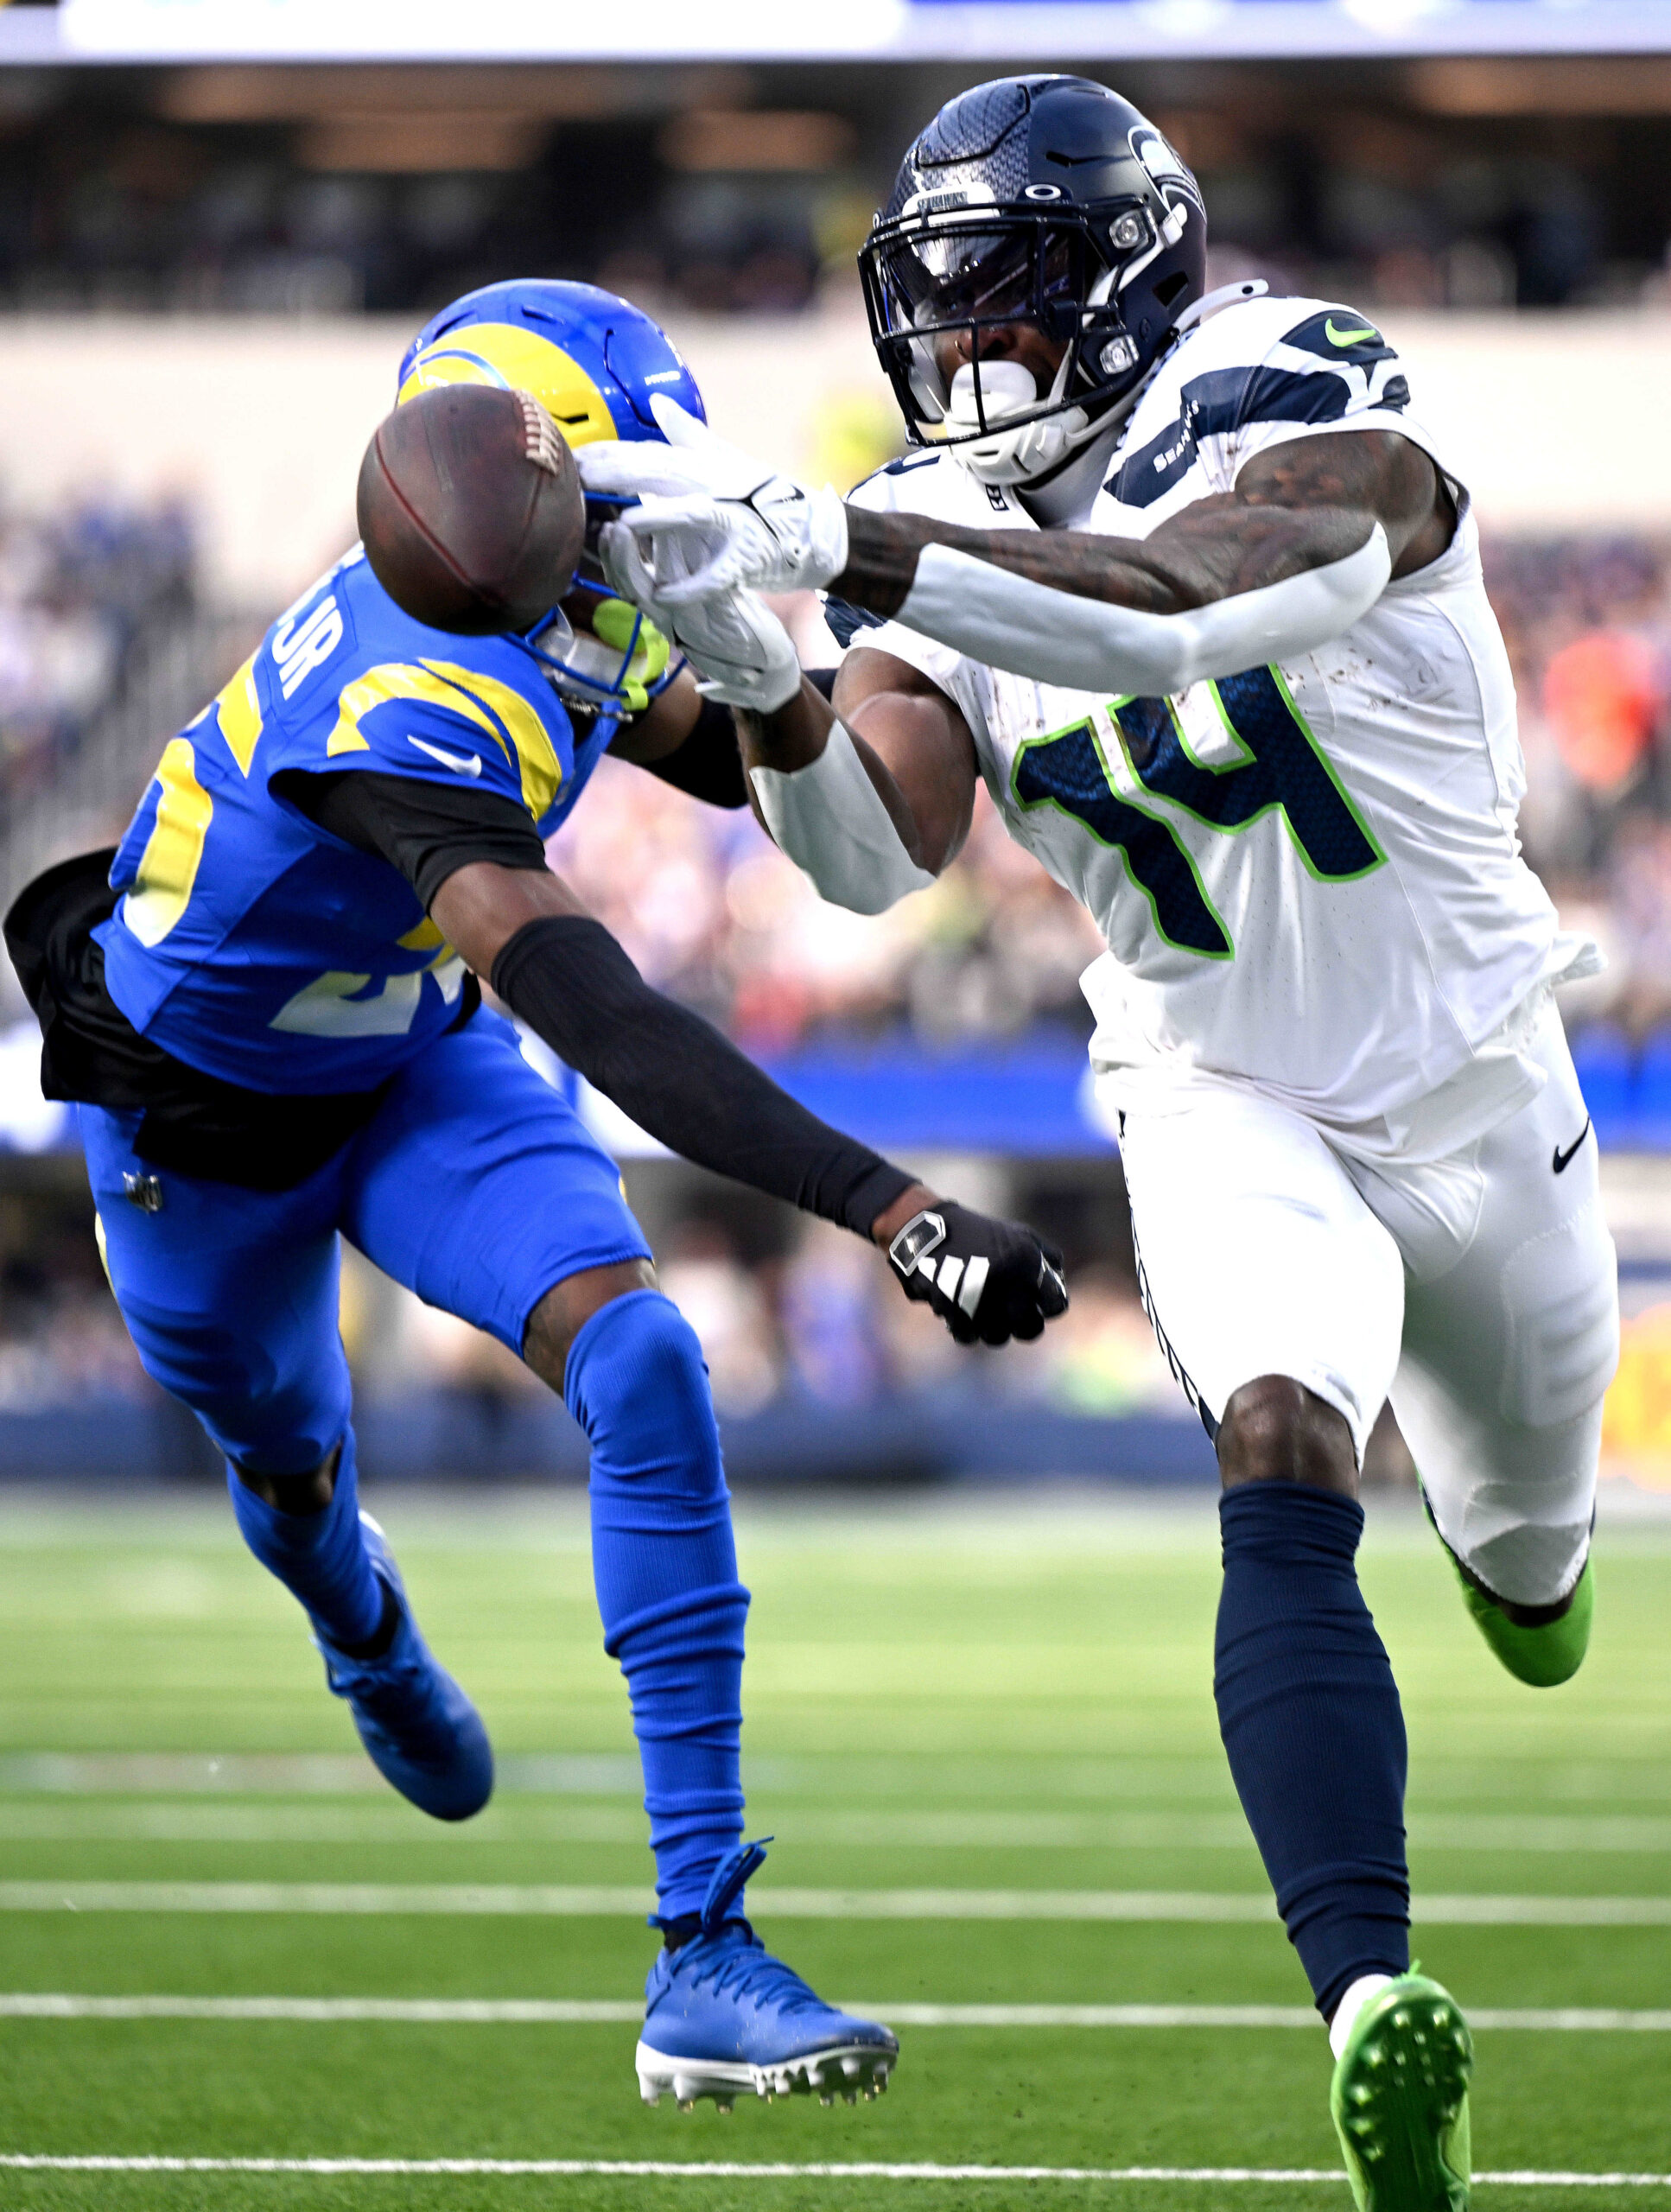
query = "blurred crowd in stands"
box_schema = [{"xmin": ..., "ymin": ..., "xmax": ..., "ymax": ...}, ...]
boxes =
[
  {"xmin": 1489, "ymin": 534, "xmax": 1671, "ymax": 1036},
  {"xmin": 0, "ymin": 488, "xmax": 194, "ymax": 809},
  {"xmin": 0, "ymin": 65, "xmax": 1657, "ymax": 320},
  {"xmin": 0, "ymin": 1188, "xmax": 147, "ymax": 1412},
  {"xmin": 0, "ymin": 1169, "xmax": 1185, "ymax": 1432}
]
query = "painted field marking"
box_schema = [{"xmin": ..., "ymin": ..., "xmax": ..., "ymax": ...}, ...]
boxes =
[
  {"xmin": 5, "ymin": 1751, "xmax": 1669, "ymax": 1806},
  {"xmin": 0, "ymin": 1752, "xmax": 644, "ymax": 1796},
  {"xmin": 0, "ymin": 1804, "xmax": 648, "ymax": 1847},
  {"xmin": 1, "ymin": 1802, "xmax": 1668, "ymax": 1851},
  {"xmin": 3, "ymin": 1995, "xmax": 1669, "ymax": 2031},
  {"xmin": 0, "ymin": 2157, "xmax": 1668, "ymax": 2185},
  {"xmin": 2, "ymin": 1881, "xmax": 1668, "ymax": 1926}
]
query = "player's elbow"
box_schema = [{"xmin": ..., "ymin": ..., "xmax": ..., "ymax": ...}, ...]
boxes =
[
  {"xmin": 820, "ymin": 871, "xmax": 924, "ymax": 917},
  {"xmin": 783, "ymin": 848, "xmax": 935, "ymax": 916},
  {"xmin": 750, "ymin": 723, "xmax": 941, "ymax": 914},
  {"xmin": 430, "ymin": 860, "xmax": 583, "ymax": 980}
]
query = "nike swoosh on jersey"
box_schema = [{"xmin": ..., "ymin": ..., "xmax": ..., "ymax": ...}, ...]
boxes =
[
  {"xmin": 1325, "ymin": 319, "xmax": 1381, "ymax": 347},
  {"xmin": 1553, "ymin": 1118, "xmax": 1592, "ymax": 1175},
  {"xmin": 408, "ymin": 735, "xmax": 482, "ymax": 778}
]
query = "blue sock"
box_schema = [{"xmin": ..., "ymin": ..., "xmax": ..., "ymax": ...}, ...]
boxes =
[
  {"xmin": 1215, "ymin": 1481, "xmax": 1410, "ymax": 2019},
  {"xmin": 565, "ymin": 1288, "xmax": 747, "ymax": 1923},
  {"xmin": 227, "ymin": 1423, "xmax": 384, "ymax": 1651}
]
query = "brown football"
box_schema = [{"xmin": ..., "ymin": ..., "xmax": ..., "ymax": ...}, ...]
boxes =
[{"xmin": 356, "ymin": 382, "xmax": 586, "ymax": 635}]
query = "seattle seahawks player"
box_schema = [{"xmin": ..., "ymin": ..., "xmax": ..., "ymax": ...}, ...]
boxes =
[
  {"xmin": 581, "ymin": 75, "xmax": 1619, "ymax": 2204},
  {"xmin": 4, "ymin": 278, "xmax": 1067, "ymax": 2117}
]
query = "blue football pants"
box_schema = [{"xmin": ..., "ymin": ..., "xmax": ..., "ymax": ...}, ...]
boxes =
[{"xmin": 84, "ymin": 1010, "xmax": 747, "ymax": 1912}]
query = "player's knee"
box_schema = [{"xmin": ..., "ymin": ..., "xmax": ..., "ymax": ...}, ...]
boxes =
[
  {"xmin": 561, "ymin": 1286, "xmax": 722, "ymax": 1490},
  {"xmin": 1217, "ymin": 1375, "xmax": 1358, "ymax": 1496},
  {"xmin": 523, "ymin": 1258, "xmax": 659, "ymax": 1395},
  {"xmin": 232, "ymin": 1443, "xmax": 339, "ymax": 1514}
]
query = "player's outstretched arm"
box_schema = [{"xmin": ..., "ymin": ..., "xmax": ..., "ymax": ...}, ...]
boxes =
[
  {"xmin": 429, "ymin": 856, "xmax": 1067, "ymax": 1346},
  {"xmin": 585, "ymin": 404, "xmax": 1449, "ymax": 698},
  {"xmin": 831, "ymin": 429, "xmax": 1448, "ymax": 624}
]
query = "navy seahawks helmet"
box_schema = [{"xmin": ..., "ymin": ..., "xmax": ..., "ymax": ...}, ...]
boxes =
[{"xmin": 860, "ymin": 77, "xmax": 1206, "ymax": 483}]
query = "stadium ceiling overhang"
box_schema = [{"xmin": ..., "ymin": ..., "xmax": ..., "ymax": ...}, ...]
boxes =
[{"xmin": 19, "ymin": 0, "xmax": 1671, "ymax": 63}]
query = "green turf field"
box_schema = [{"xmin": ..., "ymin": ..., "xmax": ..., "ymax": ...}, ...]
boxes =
[{"xmin": 0, "ymin": 1484, "xmax": 1665, "ymax": 2212}]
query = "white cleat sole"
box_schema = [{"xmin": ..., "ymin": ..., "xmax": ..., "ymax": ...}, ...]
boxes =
[{"xmin": 635, "ymin": 2038, "xmax": 895, "ymax": 2113}]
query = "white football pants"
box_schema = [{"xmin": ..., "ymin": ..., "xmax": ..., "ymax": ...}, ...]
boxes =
[{"xmin": 1110, "ymin": 999, "xmax": 1619, "ymax": 1610}]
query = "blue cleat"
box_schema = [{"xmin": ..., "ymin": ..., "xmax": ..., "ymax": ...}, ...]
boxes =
[
  {"xmin": 636, "ymin": 1840, "xmax": 899, "ymax": 2112},
  {"xmin": 313, "ymin": 1513, "xmax": 493, "ymax": 1821}
]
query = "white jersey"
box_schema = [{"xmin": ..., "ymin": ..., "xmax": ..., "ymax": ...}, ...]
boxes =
[{"xmin": 838, "ymin": 289, "xmax": 1594, "ymax": 1163}]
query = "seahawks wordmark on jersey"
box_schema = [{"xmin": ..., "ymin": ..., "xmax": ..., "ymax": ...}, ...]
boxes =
[{"xmin": 834, "ymin": 290, "xmax": 1596, "ymax": 1163}]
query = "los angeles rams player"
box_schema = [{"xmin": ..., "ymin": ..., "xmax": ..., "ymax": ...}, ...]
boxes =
[
  {"xmin": 581, "ymin": 77, "xmax": 1620, "ymax": 2202},
  {"xmin": 3, "ymin": 278, "xmax": 1068, "ymax": 2114}
]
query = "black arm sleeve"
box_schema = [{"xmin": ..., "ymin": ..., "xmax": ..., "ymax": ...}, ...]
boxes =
[
  {"xmin": 275, "ymin": 770, "xmax": 547, "ymax": 909},
  {"xmin": 492, "ymin": 913, "xmax": 914, "ymax": 1236},
  {"xmin": 640, "ymin": 696, "xmax": 748, "ymax": 808}
]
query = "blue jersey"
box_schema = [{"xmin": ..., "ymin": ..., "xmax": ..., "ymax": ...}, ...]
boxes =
[{"xmin": 98, "ymin": 548, "xmax": 614, "ymax": 1094}]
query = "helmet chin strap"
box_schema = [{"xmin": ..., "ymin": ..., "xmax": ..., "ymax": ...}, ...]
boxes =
[{"xmin": 1012, "ymin": 412, "xmax": 1131, "ymax": 530}]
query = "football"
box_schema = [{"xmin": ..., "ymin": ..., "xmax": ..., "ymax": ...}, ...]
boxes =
[{"xmin": 355, "ymin": 382, "xmax": 586, "ymax": 635}]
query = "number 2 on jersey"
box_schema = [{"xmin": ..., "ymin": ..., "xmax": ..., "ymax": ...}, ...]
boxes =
[{"xmin": 1012, "ymin": 664, "xmax": 1385, "ymax": 959}]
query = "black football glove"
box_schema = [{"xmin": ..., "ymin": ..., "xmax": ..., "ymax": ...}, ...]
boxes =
[{"xmin": 886, "ymin": 1201, "xmax": 1070, "ymax": 1347}]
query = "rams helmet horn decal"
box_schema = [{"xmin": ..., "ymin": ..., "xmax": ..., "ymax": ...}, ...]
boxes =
[{"xmin": 396, "ymin": 279, "xmax": 705, "ymax": 450}]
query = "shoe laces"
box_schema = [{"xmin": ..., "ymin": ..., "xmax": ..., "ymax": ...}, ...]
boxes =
[
  {"xmin": 673, "ymin": 1922, "xmax": 827, "ymax": 2017},
  {"xmin": 664, "ymin": 1839, "xmax": 829, "ymax": 2018}
]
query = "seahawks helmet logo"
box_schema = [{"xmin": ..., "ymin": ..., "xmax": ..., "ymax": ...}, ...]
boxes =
[{"xmin": 1129, "ymin": 125, "xmax": 1204, "ymax": 213}]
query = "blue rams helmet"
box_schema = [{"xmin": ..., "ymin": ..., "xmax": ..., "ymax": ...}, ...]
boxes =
[
  {"xmin": 397, "ymin": 278, "xmax": 705, "ymax": 448},
  {"xmin": 397, "ymin": 280, "xmax": 703, "ymax": 713},
  {"xmin": 860, "ymin": 77, "xmax": 1205, "ymax": 486}
]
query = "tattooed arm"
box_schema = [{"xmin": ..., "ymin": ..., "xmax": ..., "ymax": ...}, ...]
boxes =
[
  {"xmin": 830, "ymin": 431, "xmax": 1453, "ymax": 620},
  {"xmin": 790, "ymin": 429, "xmax": 1453, "ymax": 702}
]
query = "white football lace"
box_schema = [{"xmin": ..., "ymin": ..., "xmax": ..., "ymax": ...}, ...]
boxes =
[{"xmin": 517, "ymin": 391, "xmax": 568, "ymax": 477}]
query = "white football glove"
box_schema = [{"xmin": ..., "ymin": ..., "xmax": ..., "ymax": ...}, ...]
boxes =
[
  {"xmin": 662, "ymin": 587, "xmax": 802, "ymax": 715},
  {"xmin": 583, "ymin": 395, "xmax": 848, "ymax": 607}
]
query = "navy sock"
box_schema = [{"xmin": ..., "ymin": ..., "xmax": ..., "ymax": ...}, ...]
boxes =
[
  {"xmin": 227, "ymin": 1424, "xmax": 384, "ymax": 1651},
  {"xmin": 1215, "ymin": 1481, "xmax": 1409, "ymax": 2019},
  {"xmin": 565, "ymin": 1289, "xmax": 747, "ymax": 1922}
]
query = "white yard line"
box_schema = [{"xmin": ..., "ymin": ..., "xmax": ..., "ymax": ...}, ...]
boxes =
[
  {"xmin": 1, "ymin": 1881, "xmax": 1668, "ymax": 1925},
  {"xmin": 0, "ymin": 2156, "xmax": 1666, "ymax": 2184},
  {"xmin": 2, "ymin": 1994, "xmax": 1668, "ymax": 2031},
  {"xmin": 5, "ymin": 1751, "xmax": 1669, "ymax": 1805},
  {"xmin": 1, "ymin": 1804, "xmax": 1668, "ymax": 1850},
  {"xmin": 0, "ymin": 1996, "xmax": 647, "ymax": 2022},
  {"xmin": 0, "ymin": 1806, "xmax": 648, "ymax": 1846}
]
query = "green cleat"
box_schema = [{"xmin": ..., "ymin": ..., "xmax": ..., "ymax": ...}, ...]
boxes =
[
  {"xmin": 1331, "ymin": 1969, "xmax": 1472, "ymax": 2212},
  {"xmin": 1451, "ymin": 1553, "xmax": 1592, "ymax": 1688}
]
